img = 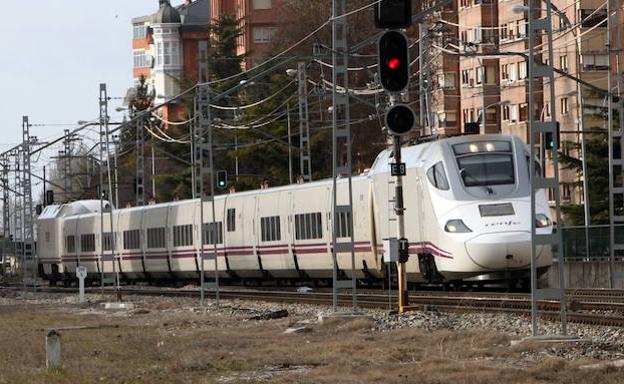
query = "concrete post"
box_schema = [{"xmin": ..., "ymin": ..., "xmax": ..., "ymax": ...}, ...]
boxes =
[{"xmin": 46, "ymin": 329, "xmax": 61, "ymax": 370}]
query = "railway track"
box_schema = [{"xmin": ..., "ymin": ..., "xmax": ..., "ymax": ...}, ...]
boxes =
[{"xmin": 4, "ymin": 285, "xmax": 624, "ymax": 327}]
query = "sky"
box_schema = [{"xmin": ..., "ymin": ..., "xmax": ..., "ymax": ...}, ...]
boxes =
[{"xmin": 0, "ymin": 0, "xmax": 161, "ymax": 154}]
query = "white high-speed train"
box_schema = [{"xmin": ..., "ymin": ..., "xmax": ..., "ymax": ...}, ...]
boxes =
[{"xmin": 37, "ymin": 134, "xmax": 553, "ymax": 285}]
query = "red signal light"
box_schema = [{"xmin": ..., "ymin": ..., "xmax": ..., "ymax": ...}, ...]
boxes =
[{"xmin": 387, "ymin": 58, "xmax": 401, "ymax": 70}]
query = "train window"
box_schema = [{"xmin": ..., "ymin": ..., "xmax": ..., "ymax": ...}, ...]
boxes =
[
  {"xmin": 335, "ymin": 211, "xmax": 353, "ymax": 238},
  {"xmin": 102, "ymin": 232, "xmax": 114, "ymax": 251},
  {"xmin": 147, "ymin": 227, "xmax": 166, "ymax": 249},
  {"xmin": 123, "ymin": 229, "xmax": 141, "ymax": 250},
  {"xmin": 457, "ymin": 154, "xmax": 514, "ymax": 187},
  {"xmin": 80, "ymin": 234, "xmax": 96, "ymax": 252},
  {"xmin": 294, "ymin": 212, "xmax": 323, "ymax": 240},
  {"xmin": 227, "ymin": 208, "xmax": 236, "ymax": 232},
  {"xmin": 261, "ymin": 216, "xmax": 281, "ymax": 242},
  {"xmin": 65, "ymin": 235, "xmax": 75, "ymax": 253},
  {"xmin": 173, "ymin": 224, "xmax": 193, "ymax": 247},
  {"xmin": 202, "ymin": 222, "xmax": 223, "ymax": 245},
  {"xmin": 426, "ymin": 162, "xmax": 450, "ymax": 190}
]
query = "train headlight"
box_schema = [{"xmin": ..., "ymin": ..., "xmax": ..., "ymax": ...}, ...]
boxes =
[
  {"xmin": 444, "ymin": 219, "xmax": 472, "ymax": 233},
  {"xmin": 535, "ymin": 214, "xmax": 552, "ymax": 228}
]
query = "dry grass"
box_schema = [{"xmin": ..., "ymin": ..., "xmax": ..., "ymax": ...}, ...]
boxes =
[{"xmin": 0, "ymin": 297, "xmax": 622, "ymax": 384}]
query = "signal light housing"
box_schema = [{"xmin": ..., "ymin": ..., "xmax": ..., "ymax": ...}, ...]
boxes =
[
  {"xmin": 378, "ymin": 30, "xmax": 410, "ymax": 93},
  {"xmin": 385, "ymin": 104, "xmax": 416, "ymax": 136},
  {"xmin": 217, "ymin": 170, "xmax": 228, "ymax": 189},
  {"xmin": 544, "ymin": 122, "xmax": 561, "ymax": 150},
  {"xmin": 375, "ymin": 0, "xmax": 412, "ymax": 29}
]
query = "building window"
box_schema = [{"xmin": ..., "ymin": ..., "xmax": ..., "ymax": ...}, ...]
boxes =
[
  {"xmin": 294, "ymin": 212, "xmax": 323, "ymax": 240},
  {"xmin": 66, "ymin": 235, "xmax": 75, "ymax": 253},
  {"xmin": 133, "ymin": 51, "xmax": 149, "ymax": 68},
  {"xmin": 485, "ymin": 66, "xmax": 496, "ymax": 84},
  {"xmin": 580, "ymin": 9, "xmax": 607, "ymax": 28},
  {"xmin": 227, "ymin": 208, "xmax": 236, "ymax": 232},
  {"xmin": 516, "ymin": 19, "xmax": 528, "ymax": 38},
  {"xmin": 482, "ymin": 29, "xmax": 497, "ymax": 45},
  {"xmin": 544, "ymin": 102, "xmax": 551, "ymax": 118},
  {"xmin": 519, "ymin": 103, "xmax": 528, "ymax": 121},
  {"xmin": 508, "ymin": 64, "xmax": 517, "ymax": 81},
  {"xmin": 123, "ymin": 229, "xmax": 141, "ymax": 250},
  {"xmin": 501, "ymin": 64, "xmax": 509, "ymax": 81},
  {"xmin": 202, "ymin": 222, "xmax": 223, "ymax": 245},
  {"xmin": 463, "ymin": 108, "xmax": 475, "ymax": 123},
  {"xmin": 157, "ymin": 41, "xmax": 180, "ymax": 66},
  {"xmin": 437, "ymin": 73, "xmax": 456, "ymax": 89},
  {"xmin": 80, "ymin": 234, "xmax": 96, "ymax": 253},
  {"xmin": 510, "ymin": 104, "xmax": 519, "ymax": 122},
  {"xmin": 260, "ymin": 216, "xmax": 281, "ymax": 242},
  {"xmin": 461, "ymin": 69, "xmax": 471, "ymax": 86},
  {"xmin": 517, "ymin": 61, "xmax": 527, "ymax": 80},
  {"xmin": 133, "ymin": 23, "xmax": 146, "ymax": 39},
  {"xmin": 502, "ymin": 105, "xmax": 510, "ymax": 121},
  {"xmin": 476, "ymin": 67, "xmax": 483, "ymax": 85},
  {"xmin": 560, "ymin": 97, "xmax": 569, "ymax": 115},
  {"xmin": 460, "ymin": 30, "xmax": 468, "ymax": 44},
  {"xmin": 173, "ymin": 224, "xmax": 193, "ymax": 247},
  {"xmin": 486, "ymin": 107, "xmax": 497, "ymax": 122},
  {"xmin": 147, "ymin": 227, "xmax": 166, "ymax": 249},
  {"xmin": 500, "ymin": 24, "xmax": 508, "ymax": 41},
  {"xmin": 581, "ymin": 54, "xmax": 609, "ymax": 71},
  {"xmin": 253, "ymin": 0, "xmax": 272, "ymax": 9},
  {"xmin": 252, "ymin": 27, "xmax": 277, "ymax": 43},
  {"xmin": 559, "ymin": 55, "xmax": 568, "ymax": 71}
]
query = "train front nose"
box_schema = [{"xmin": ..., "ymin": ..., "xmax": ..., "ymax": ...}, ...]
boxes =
[{"xmin": 464, "ymin": 231, "xmax": 539, "ymax": 270}]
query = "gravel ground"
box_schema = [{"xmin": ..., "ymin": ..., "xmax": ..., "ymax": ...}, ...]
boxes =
[{"xmin": 2, "ymin": 287, "xmax": 623, "ymax": 363}]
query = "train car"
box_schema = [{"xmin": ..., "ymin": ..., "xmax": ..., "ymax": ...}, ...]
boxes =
[{"xmin": 37, "ymin": 134, "xmax": 553, "ymax": 286}]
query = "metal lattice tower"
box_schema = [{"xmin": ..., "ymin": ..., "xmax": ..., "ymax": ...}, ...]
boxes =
[
  {"xmin": 194, "ymin": 40, "xmax": 220, "ymax": 307},
  {"xmin": 331, "ymin": 0, "xmax": 357, "ymax": 311},
  {"xmin": 62, "ymin": 129, "xmax": 73, "ymax": 202},
  {"xmin": 608, "ymin": 0, "xmax": 624, "ymax": 287},
  {"xmin": 136, "ymin": 115, "xmax": 145, "ymax": 207},
  {"xmin": 297, "ymin": 61, "xmax": 312, "ymax": 181},
  {"xmin": 527, "ymin": 0, "xmax": 567, "ymax": 336},
  {"xmin": 21, "ymin": 116, "xmax": 36, "ymax": 285},
  {"xmin": 1, "ymin": 156, "xmax": 9, "ymax": 276}
]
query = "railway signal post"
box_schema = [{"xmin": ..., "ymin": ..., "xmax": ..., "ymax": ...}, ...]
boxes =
[{"xmin": 376, "ymin": 3, "xmax": 415, "ymax": 313}]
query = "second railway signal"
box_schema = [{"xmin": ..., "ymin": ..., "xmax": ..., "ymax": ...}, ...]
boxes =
[
  {"xmin": 385, "ymin": 103, "xmax": 416, "ymax": 136},
  {"xmin": 378, "ymin": 30, "xmax": 410, "ymax": 93}
]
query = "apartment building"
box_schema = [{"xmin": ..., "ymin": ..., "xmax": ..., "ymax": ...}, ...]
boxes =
[
  {"xmin": 427, "ymin": 0, "xmax": 611, "ymax": 210},
  {"xmin": 130, "ymin": 0, "xmax": 211, "ymax": 120},
  {"xmin": 211, "ymin": 0, "xmax": 284, "ymax": 69}
]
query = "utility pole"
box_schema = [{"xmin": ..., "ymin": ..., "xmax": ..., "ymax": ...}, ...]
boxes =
[
  {"xmin": 287, "ymin": 103, "xmax": 293, "ymax": 184},
  {"xmin": 99, "ymin": 84, "xmax": 120, "ymax": 294},
  {"xmin": 21, "ymin": 116, "xmax": 36, "ymax": 287},
  {"xmin": 607, "ymin": 0, "xmax": 624, "ymax": 288},
  {"xmin": 136, "ymin": 116, "xmax": 145, "ymax": 207},
  {"xmin": 151, "ymin": 145, "xmax": 156, "ymax": 201},
  {"xmin": 195, "ymin": 40, "xmax": 219, "ymax": 308},
  {"xmin": 63, "ymin": 129, "xmax": 73, "ymax": 202},
  {"xmin": 527, "ymin": 0, "xmax": 567, "ymax": 336},
  {"xmin": 297, "ymin": 61, "xmax": 312, "ymax": 181},
  {"xmin": 331, "ymin": 0, "xmax": 357, "ymax": 312},
  {"xmin": 112, "ymin": 135, "xmax": 119, "ymax": 209}
]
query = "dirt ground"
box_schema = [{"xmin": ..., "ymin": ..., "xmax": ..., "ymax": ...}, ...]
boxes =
[{"xmin": 0, "ymin": 293, "xmax": 623, "ymax": 384}]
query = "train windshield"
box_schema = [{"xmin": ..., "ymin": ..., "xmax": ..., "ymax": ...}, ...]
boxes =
[{"xmin": 453, "ymin": 141, "xmax": 514, "ymax": 187}]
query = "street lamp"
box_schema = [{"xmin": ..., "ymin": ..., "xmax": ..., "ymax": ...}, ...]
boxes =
[{"xmin": 480, "ymin": 100, "xmax": 510, "ymax": 134}]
